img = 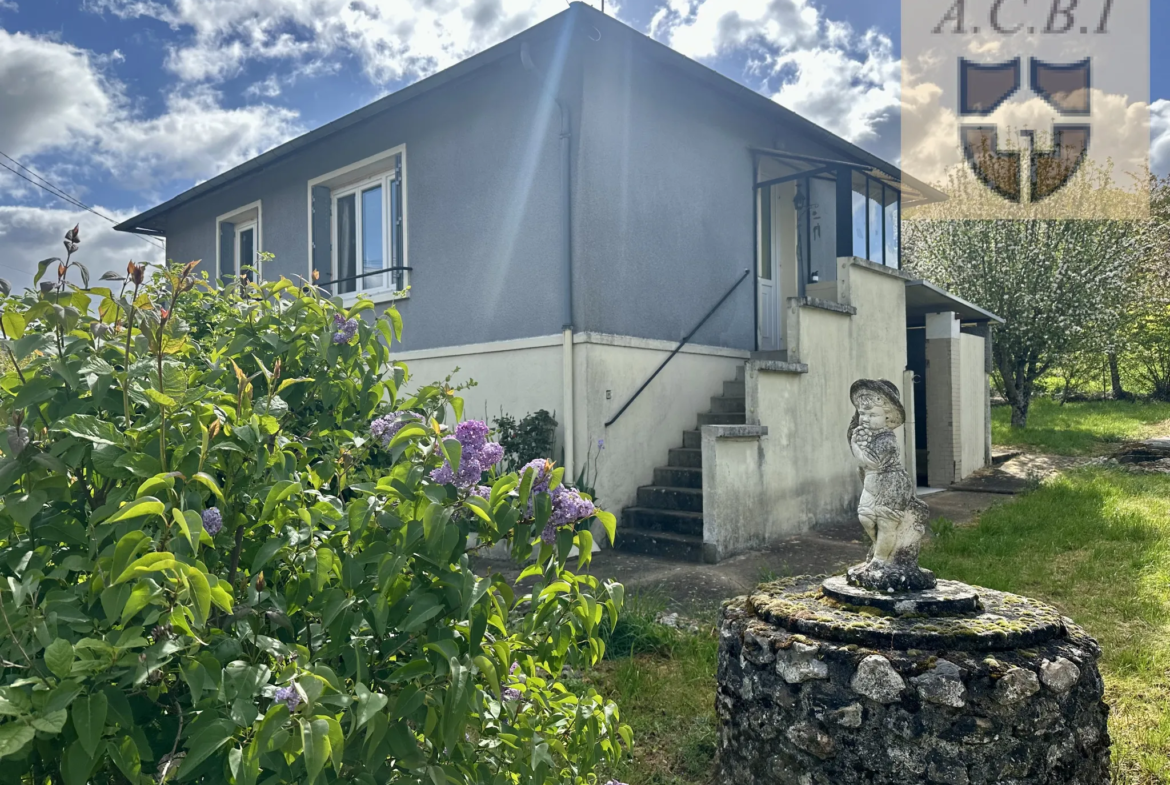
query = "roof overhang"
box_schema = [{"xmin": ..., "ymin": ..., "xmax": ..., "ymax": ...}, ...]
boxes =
[
  {"xmin": 905, "ymin": 280, "xmax": 1004, "ymax": 327},
  {"xmin": 751, "ymin": 147, "xmax": 947, "ymax": 208}
]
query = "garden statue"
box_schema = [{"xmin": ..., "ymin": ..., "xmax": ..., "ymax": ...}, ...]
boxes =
[{"xmin": 846, "ymin": 378, "xmax": 936, "ymax": 592}]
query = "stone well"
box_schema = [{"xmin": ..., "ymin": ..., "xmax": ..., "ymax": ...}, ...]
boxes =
[{"xmin": 716, "ymin": 576, "xmax": 1110, "ymax": 785}]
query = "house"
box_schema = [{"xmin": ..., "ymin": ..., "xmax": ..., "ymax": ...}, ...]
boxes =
[{"xmin": 115, "ymin": 2, "xmax": 1002, "ymax": 563}]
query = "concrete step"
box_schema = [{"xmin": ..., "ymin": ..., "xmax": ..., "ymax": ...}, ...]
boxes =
[
  {"xmin": 667, "ymin": 447, "xmax": 703, "ymax": 468},
  {"xmin": 636, "ymin": 485, "xmax": 704, "ymax": 513},
  {"xmin": 709, "ymin": 395, "xmax": 747, "ymax": 414},
  {"xmin": 682, "ymin": 430, "xmax": 702, "ymax": 449},
  {"xmin": 723, "ymin": 379, "xmax": 745, "ymax": 398},
  {"xmin": 653, "ymin": 465, "xmax": 702, "ymax": 489},
  {"xmin": 622, "ymin": 506, "xmax": 704, "ymax": 537},
  {"xmin": 615, "ymin": 527, "xmax": 704, "ymax": 562},
  {"xmin": 697, "ymin": 411, "xmax": 747, "ymax": 427}
]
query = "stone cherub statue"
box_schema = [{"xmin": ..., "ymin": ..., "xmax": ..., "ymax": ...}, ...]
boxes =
[{"xmin": 846, "ymin": 379, "xmax": 937, "ymax": 592}]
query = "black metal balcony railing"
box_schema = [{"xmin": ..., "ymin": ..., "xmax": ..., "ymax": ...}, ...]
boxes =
[{"xmin": 311, "ymin": 266, "xmax": 413, "ymax": 295}]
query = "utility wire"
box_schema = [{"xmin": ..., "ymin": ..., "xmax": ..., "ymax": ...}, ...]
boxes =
[{"xmin": 0, "ymin": 151, "xmax": 166, "ymax": 253}]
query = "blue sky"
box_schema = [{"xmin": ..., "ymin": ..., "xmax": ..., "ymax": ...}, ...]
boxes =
[{"xmin": 0, "ymin": 0, "xmax": 1166, "ymax": 284}]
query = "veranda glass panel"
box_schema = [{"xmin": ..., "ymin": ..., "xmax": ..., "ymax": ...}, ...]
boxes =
[
  {"xmin": 884, "ymin": 194, "xmax": 900, "ymax": 269},
  {"xmin": 361, "ymin": 185, "xmax": 384, "ymax": 291},
  {"xmin": 758, "ymin": 186, "xmax": 772, "ymax": 280},
  {"xmin": 868, "ymin": 179, "xmax": 883, "ymax": 264},
  {"xmin": 337, "ymin": 193, "xmax": 357, "ymax": 294}
]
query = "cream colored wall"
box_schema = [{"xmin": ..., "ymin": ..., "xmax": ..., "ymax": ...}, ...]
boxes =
[
  {"xmin": 575, "ymin": 333, "xmax": 747, "ymax": 515},
  {"xmin": 704, "ymin": 262, "xmax": 909, "ymax": 560},
  {"xmin": 959, "ymin": 332, "xmax": 988, "ymax": 479},
  {"xmin": 396, "ymin": 333, "xmax": 747, "ymax": 526},
  {"xmin": 395, "ymin": 336, "xmax": 564, "ymax": 437}
]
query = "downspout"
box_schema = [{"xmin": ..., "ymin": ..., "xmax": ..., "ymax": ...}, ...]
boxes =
[{"xmin": 520, "ymin": 38, "xmax": 576, "ymax": 480}]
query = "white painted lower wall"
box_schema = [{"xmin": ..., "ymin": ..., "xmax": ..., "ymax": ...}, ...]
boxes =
[
  {"xmin": 394, "ymin": 332, "xmax": 748, "ymax": 523},
  {"xmin": 702, "ymin": 262, "xmax": 910, "ymax": 561},
  {"xmin": 575, "ymin": 333, "xmax": 748, "ymax": 515}
]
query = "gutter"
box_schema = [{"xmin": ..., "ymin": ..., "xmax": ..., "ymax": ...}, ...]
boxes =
[{"xmin": 520, "ymin": 16, "xmax": 577, "ymax": 479}]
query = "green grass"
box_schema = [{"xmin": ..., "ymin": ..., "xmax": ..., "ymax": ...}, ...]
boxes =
[
  {"xmin": 586, "ymin": 593, "xmax": 720, "ymax": 785},
  {"xmin": 992, "ymin": 398, "xmax": 1170, "ymax": 455},
  {"xmin": 922, "ymin": 468, "xmax": 1170, "ymax": 784}
]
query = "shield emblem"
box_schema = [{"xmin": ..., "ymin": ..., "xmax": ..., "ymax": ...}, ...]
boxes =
[
  {"xmin": 1031, "ymin": 58, "xmax": 1092, "ymax": 116},
  {"xmin": 959, "ymin": 58, "xmax": 1021, "ymax": 115}
]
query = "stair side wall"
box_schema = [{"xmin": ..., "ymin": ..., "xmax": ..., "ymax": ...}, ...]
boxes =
[
  {"xmin": 576, "ymin": 333, "xmax": 747, "ymax": 522},
  {"xmin": 702, "ymin": 264, "xmax": 909, "ymax": 561}
]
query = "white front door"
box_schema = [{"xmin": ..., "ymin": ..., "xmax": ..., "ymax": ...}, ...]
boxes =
[{"xmin": 757, "ymin": 186, "xmax": 782, "ymax": 351}]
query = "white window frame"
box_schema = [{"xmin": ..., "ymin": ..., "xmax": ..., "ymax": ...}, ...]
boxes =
[
  {"xmin": 215, "ymin": 200, "xmax": 263, "ymax": 281},
  {"xmin": 306, "ymin": 145, "xmax": 408, "ymax": 305}
]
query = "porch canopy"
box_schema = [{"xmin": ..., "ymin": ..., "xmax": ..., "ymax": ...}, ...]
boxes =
[
  {"xmin": 752, "ymin": 146, "xmax": 945, "ymax": 289},
  {"xmin": 904, "ymin": 280, "xmax": 1004, "ymax": 328}
]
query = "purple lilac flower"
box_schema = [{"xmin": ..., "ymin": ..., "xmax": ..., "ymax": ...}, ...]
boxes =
[
  {"xmin": 331, "ymin": 313, "xmax": 358, "ymax": 344},
  {"xmin": 202, "ymin": 507, "xmax": 223, "ymax": 536},
  {"xmin": 521, "ymin": 458, "xmax": 595, "ymax": 543},
  {"xmin": 509, "ymin": 662, "xmax": 520, "ymax": 675},
  {"xmin": 370, "ymin": 412, "xmax": 420, "ymax": 447},
  {"xmin": 429, "ymin": 419, "xmax": 504, "ymax": 489},
  {"xmin": 274, "ymin": 685, "xmax": 301, "ymax": 711},
  {"xmin": 603, "ymin": 780, "xmax": 629, "ymax": 785},
  {"xmin": 598, "ymin": 438, "xmax": 605, "ymax": 450},
  {"xmin": 502, "ymin": 688, "xmax": 521, "ymax": 701}
]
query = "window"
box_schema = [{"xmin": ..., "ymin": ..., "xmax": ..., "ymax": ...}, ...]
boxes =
[
  {"xmin": 849, "ymin": 172, "xmax": 900, "ymax": 268},
  {"xmin": 308, "ymin": 147, "xmax": 406, "ymax": 300},
  {"xmin": 216, "ymin": 202, "xmax": 262, "ymax": 282}
]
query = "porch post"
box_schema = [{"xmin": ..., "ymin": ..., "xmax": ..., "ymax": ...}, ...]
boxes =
[{"xmin": 835, "ymin": 167, "xmax": 853, "ymax": 259}]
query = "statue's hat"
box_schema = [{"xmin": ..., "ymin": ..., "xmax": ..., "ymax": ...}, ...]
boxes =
[{"xmin": 850, "ymin": 379, "xmax": 906, "ymax": 428}]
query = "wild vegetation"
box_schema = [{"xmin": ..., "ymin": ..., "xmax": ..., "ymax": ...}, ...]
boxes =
[{"xmin": 0, "ymin": 232, "xmax": 630, "ymax": 784}]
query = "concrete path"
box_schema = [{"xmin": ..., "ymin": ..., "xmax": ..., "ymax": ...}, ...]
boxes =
[{"xmin": 480, "ymin": 488, "xmax": 1016, "ymax": 615}]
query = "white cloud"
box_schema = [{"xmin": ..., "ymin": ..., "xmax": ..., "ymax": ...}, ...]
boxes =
[
  {"xmin": 0, "ymin": 29, "xmax": 301, "ymax": 193},
  {"xmin": 648, "ymin": 0, "xmax": 899, "ymax": 156},
  {"xmin": 88, "ymin": 0, "xmax": 573, "ymax": 86},
  {"xmin": 1153, "ymin": 99, "xmax": 1170, "ymax": 177},
  {"xmin": 0, "ymin": 206, "xmax": 166, "ymax": 292}
]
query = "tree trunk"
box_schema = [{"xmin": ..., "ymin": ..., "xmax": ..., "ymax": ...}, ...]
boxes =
[
  {"xmin": 1010, "ymin": 397, "xmax": 1030, "ymax": 428},
  {"xmin": 1108, "ymin": 352, "xmax": 1128, "ymax": 400}
]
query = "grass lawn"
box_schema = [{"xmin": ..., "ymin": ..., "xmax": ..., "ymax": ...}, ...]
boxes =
[
  {"xmin": 588, "ymin": 467, "xmax": 1170, "ymax": 784},
  {"xmin": 923, "ymin": 467, "xmax": 1170, "ymax": 784},
  {"xmin": 992, "ymin": 397, "xmax": 1170, "ymax": 455}
]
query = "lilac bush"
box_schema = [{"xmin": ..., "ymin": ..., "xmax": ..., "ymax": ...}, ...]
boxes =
[
  {"xmin": 369, "ymin": 410, "xmax": 420, "ymax": 446},
  {"xmin": 430, "ymin": 419, "xmax": 505, "ymax": 488},
  {"xmin": 520, "ymin": 458, "xmax": 596, "ymax": 543},
  {"xmin": 331, "ymin": 312, "xmax": 358, "ymax": 344},
  {"xmin": 202, "ymin": 506, "xmax": 223, "ymax": 536}
]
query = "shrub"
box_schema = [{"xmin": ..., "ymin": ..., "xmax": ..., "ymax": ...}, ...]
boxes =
[
  {"xmin": 0, "ymin": 232, "xmax": 629, "ymax": 784},
  {"xmin": 492, "ymin": 411, "xmax": 557, "ymax": 474}
]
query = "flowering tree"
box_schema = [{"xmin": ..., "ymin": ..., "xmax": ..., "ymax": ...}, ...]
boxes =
[
  {"xmin": 0, "ymin": 230, "xmax": 629, "ymax": 784},
  {"xmin": 903, "ymin": 165, "xmax": 1155, "ymax": 427}
]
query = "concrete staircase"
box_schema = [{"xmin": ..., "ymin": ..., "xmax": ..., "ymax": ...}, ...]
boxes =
[{"xmin": 615, "ymin": 366, "xmax": 747, "ymax": 562}]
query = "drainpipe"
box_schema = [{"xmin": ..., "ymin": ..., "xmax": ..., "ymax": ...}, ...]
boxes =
[{"xmin": 521, "ymin": 37, "xmax": 575, "ymax": 480}]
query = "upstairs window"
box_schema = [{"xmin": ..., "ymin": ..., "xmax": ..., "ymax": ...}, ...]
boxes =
[
  {"xmin": 216, "ymin": 201, "xmax": 262, "ymax": 282},
  {"xmin": 309, "ymin": 147, "xmax": 406, "ymax": 300}
]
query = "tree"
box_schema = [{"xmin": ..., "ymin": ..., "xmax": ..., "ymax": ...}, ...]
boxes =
[{"xmin": 903, "ymin": 163, "xmax": 1154, "ymax": 427}]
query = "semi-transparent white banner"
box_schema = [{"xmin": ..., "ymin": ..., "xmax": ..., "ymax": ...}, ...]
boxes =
[{"xmin": 902, "ymin": 0, "xmax": 1149, "ymax": 219}]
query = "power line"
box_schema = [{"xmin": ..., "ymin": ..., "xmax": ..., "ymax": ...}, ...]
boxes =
[{"xmin": 0, "ymin": 151, "xmax": 166, "ymax": 253}]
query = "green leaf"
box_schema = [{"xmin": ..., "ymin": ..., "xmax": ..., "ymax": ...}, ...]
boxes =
[
  {"xmin": 72, "ymin": 692, "xmax": 108, "ymax": 757},
  {"xmin": 56, "ymin": 414, "xmax": 124, "ymax": 446},
  {"xmin": 13, "ymin": 376, "xmax": 62, "ymax": 410},
  {"xmin": 102, "ymin": 497, "xmax": 165, "ymax": 525},
  {"xmin": 275, "ymin": 377, "xmax": 313, "ymax": 393},
  {"xmin": 260, "ymin": 480, "xmax": 300, "ymax": 522},
  {"xmin": 174, "ymin": 509, "xmax": 203, "ymax": 554},
  {"xmin": 353, "ymin": 684, "xmax": 388, "ymax": 729},
  {"xmin": 110, "ymin": 531, "xmax": 149, "ymax": 586},
  {"xmin": 301, "ymin": 718, "xmax": 331, "ymax": 785},
  {"xmin": 33, "ymin": 258, "xmax": 59, "ymax": 287},
  {"xmin": 186, "ymin": 566, "xmax": 212, "ymax": 626},
  {"xmin": 596, "ymin": 509, "xmax": 616, "ymax": 545},
  {"xmin": 179, "ymin": 720, "xmax": 234, "ymax": 779},
  {"xmin": 208, "ymin": 581, "xmax": 234, "ymax": 614},
  {"xmin": 61, "ymin": 740, "xmax": 94, "ymax": 785},
  {"xmin": 0, "ymin": 722, "xmax": 34, "ymax": 760},
  {"xmin": 43, "ymin": 638, "xmax": 74, "ymax": 679},
  {"xmin": 400, "ymin": 594, "xmax": 443, "ymax": 633},
  {"xmin": 5, "ymin": 492, "xmax": 46, "ymax": 528},
  {"xmin": 108, "ymin": 735, "xmax": 141, "ymax": 783},
  {"xmin": 29, "ymin": 709, "xmax": 67, "ymax": 733},
  {"xmin": 191, "ymin": 472, "xmax": 224, "ymax": 503},
  {"xmin": 0, "ymin": 687, "xmax": 29, "ymax": 716},
  {"xmin": 441, "ymin": 437, "xmax": 462, "ymax": 479},
  {"xmin": 144, "ymin": 388, "xmax": 177, "ymax": 408},
  {"xmin": 120, "ymin": 581, "xmax": 156, "ymax": 625},
  {"xmin": 1, "ymin": 313, "xmax": 25, "ymax": 340},
  {"xmin": 136, "ymin": 472, "xmax": 176, "ymax": 499},
  {"xmin": 114, "ymin": 552, "xmax": 179, "ymax": 585}
]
